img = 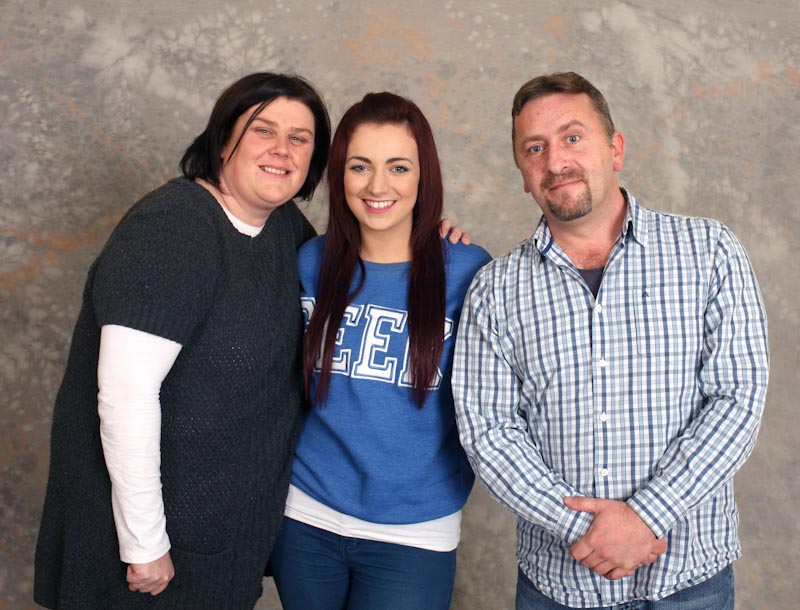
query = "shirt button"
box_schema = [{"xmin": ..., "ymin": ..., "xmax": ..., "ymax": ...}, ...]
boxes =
[
  {"xmin": 600, "ymin": 468, "xmax": 609, "ymax": 477},
  {"xmin": 599, "ymin": 358, "xmax": 607, "ymax": 368},
  {"xmin": 599, "ymin": 412, "xmax": 609, "ymax": 422},
  {"xmin": 595, "ymin": 303, "xmax": 604, "ymax": 313}
]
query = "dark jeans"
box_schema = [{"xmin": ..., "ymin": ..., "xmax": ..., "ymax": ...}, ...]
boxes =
[
  {"xmin": 271, "ymin": 517, "xmax": 457, "ymax": 610},
  {"xmin": 516, "ymin": 564, "xmax": 734, "ymax": 610}
]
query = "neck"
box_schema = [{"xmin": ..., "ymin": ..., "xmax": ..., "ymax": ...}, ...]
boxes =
[
  {"xmin": 196, "ymin": 178, "xmax": 271, "ymax": 226},
  {"xmin": 359, "ymin": 229, "xmax": 413, "ymax": 263},
  {"xmin": 547, "ymin": 189, "xmax": 627, "ymax": 269}
]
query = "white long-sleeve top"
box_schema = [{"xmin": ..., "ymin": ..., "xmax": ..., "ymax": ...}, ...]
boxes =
[
  {"xmin": 97, "ymin": 198, "xmax": 262, "ymax": 563},
  {"xmin": 97, "ymin": 325, "xmax": 181, "ymax": 563}
]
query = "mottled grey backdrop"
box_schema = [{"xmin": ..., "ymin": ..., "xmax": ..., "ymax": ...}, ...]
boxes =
[{"xmin": 2, "ymin": 0, "xmax": 797, "ymax": 608}]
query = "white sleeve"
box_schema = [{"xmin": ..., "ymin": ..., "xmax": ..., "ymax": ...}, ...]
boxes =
[{"xmin": 97, "ymin": 324, "xmax": 182, "ymax": 564}]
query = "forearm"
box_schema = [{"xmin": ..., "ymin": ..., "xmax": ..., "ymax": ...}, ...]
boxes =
[
  {"xmin": 98, "ymin": 325, "xmax": 181, "ymax": 563},
  {"xmin": 629, "ymin": 229, "xmax": 769, "ymax": 537},
  {"xmin": 462, "ymin": 419, "xmax": 592, "ymax": 543},
  {"xmin": 629, "ymin": 390, "xmax": 765, "ymax": 537},
  {"xmin": 453, "ymin": 282, "xmax": 591, "ymax": 543}
]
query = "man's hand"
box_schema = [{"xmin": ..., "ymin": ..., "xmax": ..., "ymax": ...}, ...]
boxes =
[
  {"xmin": 439, "ymin": 218, "xmax": 471, "ymax": 245},
  {"xmin": 127, "ymin": 550, "xmax": 174, "ymax": 595},
  {"xmin": 565, "ymin": 497, "xmax": 667, "ymax": 581}
]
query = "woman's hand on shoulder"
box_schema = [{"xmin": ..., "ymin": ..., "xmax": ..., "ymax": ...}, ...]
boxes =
[
  {"xmin": 439, "ymin": 218, "xmax": 471, "ymax": 245},
  {"xmin": 127, "ymin": 550, "xmax": 175, "ymax": 596}
]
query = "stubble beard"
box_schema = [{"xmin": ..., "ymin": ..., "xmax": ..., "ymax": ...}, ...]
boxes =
[{"xmin": 541, "ymin": 173, "xmax": 592, "ymax": 222}]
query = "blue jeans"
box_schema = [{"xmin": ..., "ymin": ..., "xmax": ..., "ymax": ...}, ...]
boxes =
[
  {"xmin": 270, "ymin": 517, "xmax": 457, "ymax": 610},
  {"xmin": 515, "ymin": 564, "xmax": 734, "ymax": 610}
]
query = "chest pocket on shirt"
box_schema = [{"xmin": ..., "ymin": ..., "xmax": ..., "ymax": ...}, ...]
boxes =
[{"xmin": 633, "ymin": 282, "xmax": 706, "ymax": 361}]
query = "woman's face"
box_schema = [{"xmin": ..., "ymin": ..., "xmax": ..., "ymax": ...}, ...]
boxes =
[
  {"xmin": 344, "ymin": 122, "xmax": 420, "ymax": 248},
  {"xmin": 219, "ymin": 97, "xmax": 315, "ymax": 225}
]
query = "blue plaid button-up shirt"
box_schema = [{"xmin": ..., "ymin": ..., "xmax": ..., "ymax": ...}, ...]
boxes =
[{"xmin": 453, "ymin": 192, "xmax": 769, "ymax": 607}]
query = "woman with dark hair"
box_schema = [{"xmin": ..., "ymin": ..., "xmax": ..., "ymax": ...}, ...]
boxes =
[
  {"xmin": 270, "ymin": 92, "xmax": 491, "ymax": 610},
  {"xmin": 34, "ymin": 73, "xmax": 331, "ymax": 610}
]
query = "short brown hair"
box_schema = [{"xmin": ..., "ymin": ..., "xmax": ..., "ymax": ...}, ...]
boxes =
[{"xmin": 511, "ymin": 71, "xmax": 615, "ymax": 143}]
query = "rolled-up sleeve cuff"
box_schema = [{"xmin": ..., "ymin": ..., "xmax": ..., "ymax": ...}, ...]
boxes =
[
  {"xmin": 628, "ymin": 479, "xmax": 687, "ymax": 539},
  {"xmin": 556, "ymin": 502, "xmax": 593, "ymax": 545}
]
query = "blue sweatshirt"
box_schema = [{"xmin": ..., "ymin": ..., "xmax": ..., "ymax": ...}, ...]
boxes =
[{"xmin": 292, "ymin": 236, "xmax": 491, "ymax": 524}]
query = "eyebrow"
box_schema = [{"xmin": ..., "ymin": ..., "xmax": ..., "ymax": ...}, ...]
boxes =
[
  {"xmin": 346, "ymin": 155, "xmax": 415, "ymax": 164},
  {"xmin": 519, "ymin": 120, "xmax": 588, "ymax": 146},
  {"xmin": 252, "ymin": 118, "xmax": 314, "ymax": 136}
]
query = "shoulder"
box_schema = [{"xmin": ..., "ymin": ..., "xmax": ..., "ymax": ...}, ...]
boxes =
[
  {"xmin": 116, "ymin": 178, "xmax": 219, "ymax": 240},
  {"xmin": 297, "ymin": 235, "xmax": 325, "ymax": 260},
  {"xmin": 457, "ymin": 238, "xmax": 536, "ymax": 312},
  {"xmin": 443, "ymin": 240, "xmax": 492, "ymax": 272},
  {"xmin": 633, "ymin": 200, "xmax": 758, "ymax": 280},
  {"xmin": 136, "ymin": 177, "xmax": 215, "ymax": 214},
  {"xmin": 92, "ymin": 179, "xmax": 224, "ymax": 341},
  {"xmin": 270, "ymin": 198, "xmax": 303, "ymax": 224},
  {"xmin": 96, "ymin": 180, "xmax": 223, "ymax": 289},
  {"xmin": 271, "ymin": 200, "xmax": 315, "ymax": 246},
  {"xmin": 297, "ymin": 235, "xmax": 326, "ymax": 294},
  {"xmin": 298, "ymin": 234, "xmax": 326, "ymax": 266},
  {"xmin": 633, "ymin": 197, "xmax": 729, "ymax": 249},
  {"xmin": 643, "ymin": 206, "xmax": 751, "ymax": 262},
  {"xmin": 649, "ymin": 207, "xmax": 724, "ymax": 234},
  {"xmin": 475, "ymin": 237, "xmax": 533, "ymax": 282},
  {"xmin": 442, "ymin": 242, "xmax": 494, "ymax": 310}
]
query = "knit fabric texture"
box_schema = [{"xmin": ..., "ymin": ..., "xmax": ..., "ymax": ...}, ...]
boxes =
[{"xmin": 34, "ymin": 178, "xmax": 314, "ymax": 610}]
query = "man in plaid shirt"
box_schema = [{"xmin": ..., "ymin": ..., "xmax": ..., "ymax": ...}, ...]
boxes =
[{"xmin": 453, "ymin": 72, "xmax": 769, "ymax": 609}]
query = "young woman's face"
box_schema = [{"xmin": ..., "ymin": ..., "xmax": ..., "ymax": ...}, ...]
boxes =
[{"xmin": 343, "ymin": 122, "xmax": 420, "ymax": 247}]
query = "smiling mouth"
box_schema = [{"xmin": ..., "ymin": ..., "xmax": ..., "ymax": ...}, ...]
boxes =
[
  {"xmin": 548, "ymin": 179, "xmax": 582, "ymax": 191},
  {"xmin": 363, "ymin": 200, "xmax": 395, "ymax": 210},
  {"xmin": 543, "ymin": 172, "xmax": 585, "ymax": 192},
  {"xmin": 260, "ymin": 166, "xmax": 289, "ymax": 176}
]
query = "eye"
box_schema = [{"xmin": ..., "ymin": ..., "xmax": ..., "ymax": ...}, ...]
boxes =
[
  {"xmin": 528, "ymin": 144, "xmax": 543, "ymax": 154},
  {"xmin": 349, "ymin": 164, "xmax": 367, "ymax": 173},
  {"xmin": 290, "ymin": 135, "xmax": 309, "ymax": 144},
  {"xmin": 255, "ymin": 128, "xmax": 273, "ymax": 136},
  {"xmin": 566, "ymin": 134, "xmax": 581, "ymax": 144},
  {"xmin": 390, "ymin": 165, "xmax": 409, "ymax": 174}
]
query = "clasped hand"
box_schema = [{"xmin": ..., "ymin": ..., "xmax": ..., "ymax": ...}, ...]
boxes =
[
  {"xmin": 564, "ymin": 497, "xmax": 667, "ymax": 581},
  {"xmin": 127, "ymin": 551, "xmax": 174, "ymax": 595}
]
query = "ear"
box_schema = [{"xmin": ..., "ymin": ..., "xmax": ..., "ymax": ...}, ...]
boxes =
[{"xmin": 611, "ymin": 131, "xmax": 625, "ymax": 172}]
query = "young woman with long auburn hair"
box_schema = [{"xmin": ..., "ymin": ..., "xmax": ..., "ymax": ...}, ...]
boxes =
[{"xmin": 269, "ymin": 92, "xmax": 491, "ymax": 610}]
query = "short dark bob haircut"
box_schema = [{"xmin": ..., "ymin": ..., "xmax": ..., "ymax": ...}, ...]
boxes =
[{"xmin": 180, "ymin": 72, "xmax": 331, "ymax": 201}]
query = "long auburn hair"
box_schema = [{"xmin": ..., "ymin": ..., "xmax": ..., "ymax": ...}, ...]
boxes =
[{"xmin": 304, "ymin": 92, "xmax": 446, "ymax": 408}]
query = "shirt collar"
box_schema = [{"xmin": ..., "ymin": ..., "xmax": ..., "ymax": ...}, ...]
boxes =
[
  {"xmin": 531, "ymin": 216, "xmax": 554, "ymax": 265},
  {"xmin": 622, "ymin": 189, "xmax": 647, "ymax": 248}
]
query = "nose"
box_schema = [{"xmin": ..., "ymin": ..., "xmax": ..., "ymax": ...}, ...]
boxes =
[
  {"xmin": 270, "ymin": 136, "xmax": 290, "ymax": 157},
  {"xmin": 366, "ymin": 169, "xmax": 388, "ymax": 195},
  {"xmin": 546, "ymin": 145, "xmax": 570, "ymax": 175}
]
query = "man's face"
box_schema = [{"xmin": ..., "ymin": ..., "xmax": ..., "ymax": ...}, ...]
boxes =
[{"xmin": 512, "ymin": 93, "xmax": 624, "ymax": 224}]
